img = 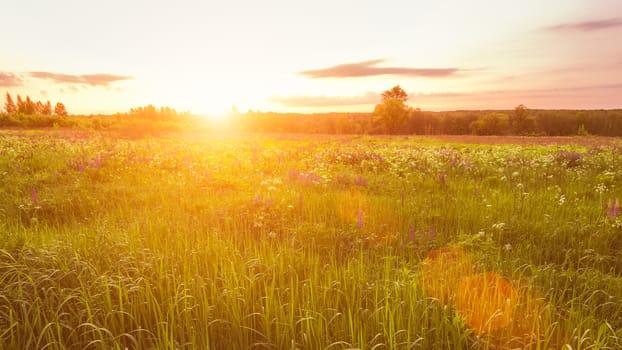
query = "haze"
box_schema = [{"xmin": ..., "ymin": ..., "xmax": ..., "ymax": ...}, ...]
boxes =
[{"xmin": 1, "ymin": 0, "xmax": 621, "ymax": 115}]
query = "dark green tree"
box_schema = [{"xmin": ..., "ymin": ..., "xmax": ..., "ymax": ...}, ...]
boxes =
[
  {"xmin": 54, "ymin": 102, "xmax": 68, "ymax": 116},
  {"xmin": 42, "ymin": 101, "xmax": 52, "ymax": 115},
  {"xmin": 35, "ymin": 101, "xmax": 44, "ymax": 114},
  {"xmin": 23, "ymin": 96, "xmax": 36, "ymax": 115},
  {"xmin": 16, "ymin": 95, "xmax": 25, "ymax": 113},
  {"xmin": 373, "ymin": 86, "xmax": 412, "ymax": 134},
  {"xmin": 4, "ymin": 92, "xmax": 16, "ymax": 113},
  {"xmin": 381, "ymin": 85, "xmax": 408, "ymax": 102}
]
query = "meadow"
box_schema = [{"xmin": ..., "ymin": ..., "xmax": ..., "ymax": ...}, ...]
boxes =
[{"xmin": 0, "ymin": 130, "xmax": 621, "ymax": 349}]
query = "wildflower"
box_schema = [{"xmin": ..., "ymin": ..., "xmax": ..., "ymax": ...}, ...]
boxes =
[
  {"xmin": 595, "ymin": 183, "xmax": 608, "ymax": 194},
  {"xmin": 298, "ymin": 192, "xmax": 303, "ymax": 208},
  {"xmin": 409, "ymin": 227, "xmax": 415, "ymax": 241},
  {"xmin": 267, "ymin": 231, "xmax": 277, "ymax": 239},
  {"xmin": 492, "ymin": 222, "xmax": 506, "ymax": 230},
  {"xmin": 353, "ymin": 176, "xmax": 367, "ymax": 187},
  {"xmin": 429, "ymin": 226, "xmax": 436, "ymax": 241},
  {"xmin": 607, "ymin": 198, "xmax": 620, "ymax": 218},
  {"xmin": 357, "ymin": 209, "xmax": 364, "ymax": 230},
  {"xmin": 31, "ymin": 187, "xmax": 37, "ymax": 204},
  {"xmin": 90, "ymin": 156, "xmax": 102, "ymax": 169},
  {"xmin": 558, "ymin": 194, "xmax": 566, "ymax": 206},
  {"xmin": 438, "ymin": 173, "xmax": 446, "ymax": 185},
  {"xmin": 504, "ymin": 244, "xmax": 512, "ymax": 251}
]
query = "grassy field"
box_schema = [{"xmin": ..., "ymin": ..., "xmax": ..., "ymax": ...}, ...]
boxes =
[{"xmin": 1, "ymin": 131, "xmax": 621, "ymax": 349}]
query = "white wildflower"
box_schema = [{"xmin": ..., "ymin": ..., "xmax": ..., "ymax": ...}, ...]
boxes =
[
  {"xmin": 492, "ymin": 222, "xmax": 506, "ymax": 230},
  {"xmin": 595, "ymin": 183, "xmax": 608, "ymax": 194}
]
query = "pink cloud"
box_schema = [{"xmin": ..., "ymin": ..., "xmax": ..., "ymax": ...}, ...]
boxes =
[
  {"xmin": 547, "ymin": 18, "xmax": 622, "ymax": 32},
  {"xmin": 30, "ymin": 71, "xmax": 132, "ymax": 86},
  {"xmin": 0, "ymin": 72, "xmax": 22, "ymax": 87},
  {"xmin": 300, "ymin": 59, "xmax": 462, "ymax": 78}
]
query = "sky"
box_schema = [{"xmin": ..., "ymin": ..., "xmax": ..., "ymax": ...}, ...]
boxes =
[{"xmin": 1, "ymin": 0, "xmax": 622, "ymax": 116}]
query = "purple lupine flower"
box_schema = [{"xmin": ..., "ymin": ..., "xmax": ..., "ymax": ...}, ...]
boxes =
[
  {"xmin": 438, "ymin": 173, "xmax": 446, "ymax": 185},
  {"xmin": 298, "ymin": 192, "xmax": 303, "ymax": 209},
  {"xmin": 607, "ymin": 198, "xmax": 621, "ymax": 218},
  {"xmin": 353, "ymin": 176, "xmax": 367, "ymax": 187},
  {"xmin": 357, "ymin": 209, "xmax": 364, "ymax": 230},
  {"xmin": 429, "ymin": 226, "xmax": 436, "ymax": 241},
  {"xmin": 289, "ymin": 169, "xmax": 300, "ymax": 181},
  {"xmin": 31, "ymin": 187, "xmax": 37, "ymax": 204},
  {"xmin": 409, "ymin": 227, "xmax": 415, "ymax": 242},
  {"xmin": 90, "ymin": 156, "xmax": 102, "ymax": 169}
]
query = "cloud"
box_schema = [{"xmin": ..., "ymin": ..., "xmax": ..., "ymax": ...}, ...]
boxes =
[
  {"xmin": 300, "ymin": 59, "xmax": 461, "ymax": 78},
  {"xmin": 547, "ymin": 18, "xmax": 622, "ymax": 32},
  {"xmin": 270, "ymin": 92, "xmax": 379, "ymax": 107},
  {"xmin": 0, "ymin": 72, "xmax": 22, "ymax": 87},
  {"xmin": 30, "ymin": 71, "xmax": 132, "ymax": 86}
]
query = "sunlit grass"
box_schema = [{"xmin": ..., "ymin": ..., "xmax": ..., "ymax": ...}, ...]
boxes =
[{"xmin": 0, "ymin": 131, "xmax": 621, "ymax": 349}]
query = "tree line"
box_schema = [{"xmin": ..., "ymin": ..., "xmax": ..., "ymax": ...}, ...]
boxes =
[
  {"xmin": 2, "ymin": 87, "xmax": 622, "ymax": 136},
  {"xmin": 235, "ymin": 86, "xmax": 622, "ymax": 136},
  {"xmin": 3, "ymin": 92, "xmax": 67, "ymax": 116}
]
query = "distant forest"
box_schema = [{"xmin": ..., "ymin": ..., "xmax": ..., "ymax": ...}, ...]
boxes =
[
  {"xmin": 3, "ymin": 90, "xmax": 622, "ymax": 137},
  {"xmin": 234, "ymin": 108, "xmax": 622, "ymax": 136}
]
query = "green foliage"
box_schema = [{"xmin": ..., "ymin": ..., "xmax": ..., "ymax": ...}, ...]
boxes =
[
  {"xmin": 510, "ymin": 104, "xmax": 535, "ymax": 134},
  {"xmin": 470, "ymin": 112, "xmax": 510, "ymax": 135},
  {"xmin": 4, "ymin": 92, "xmax": 66, "ymax": 117},
  {"xmin": 373, "ymin": 98, "xmax": 411, "ymax": 134},
  {"xmin": 372, "ymin": 86, "xmax": 413, "ymax": 134},
  {"xmin": 238, "ymin": 108, "xmax": 622, "ymax": 136},
  {"xmin": 4, "ymin": 92, "xmax": 16, "ymax": 114},
  {"xmin": 381, "ymin": 85, "xmax": 408, "ymax": 102},
  {"xmin": 54, "ymin": 102, "xmax": 67, "ymax": 116}
]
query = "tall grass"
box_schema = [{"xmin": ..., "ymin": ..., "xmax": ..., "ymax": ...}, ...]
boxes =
[{"xmin": 0, "ymin": 131, "xmax": 621, "ymax": 349}]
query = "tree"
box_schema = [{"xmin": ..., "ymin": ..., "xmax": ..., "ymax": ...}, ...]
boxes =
[
  {"xmin": 35, "ymin": 101, "xmax": 44, "ymax": 114},
  {"xmin": 510, "ymin": 104, "xmax": 534, "ymax": 134},
  {"xmin": 4, "ymin": 92, "xmax": 16, "ymax": 113},
  {"xmin": 373, "ymin": 87, "xmax": 412, "ymax": 134},
  {"xmin": 470, "ymin": 112, "xmax": 510, "ymax": 135},
  {"xmin": 54, "ymin": 102, "xmax": 68, "ymax": 116},
  {"xmin": 42, "ymin": 101, "xmax": 52, "ymax": 115},
  {"xmin": 16, "ymin": 95, "xmax": 25, "ymax": 113},
  {"xmin": 381, "ymin": 85, "xmax": 408, "ymax": 102},
  {"xmin": 23, "ymin": 96, "xmax": 36, "ymax": 115}
]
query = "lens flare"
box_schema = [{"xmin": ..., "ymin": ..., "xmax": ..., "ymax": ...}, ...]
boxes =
[
  {"xmin": 456, "ymin": 271, "xmax": 516, "ymax": 333},
  {"xmin": 420, "ymin": 247, "xmax": 474, "ymax": 302}
]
